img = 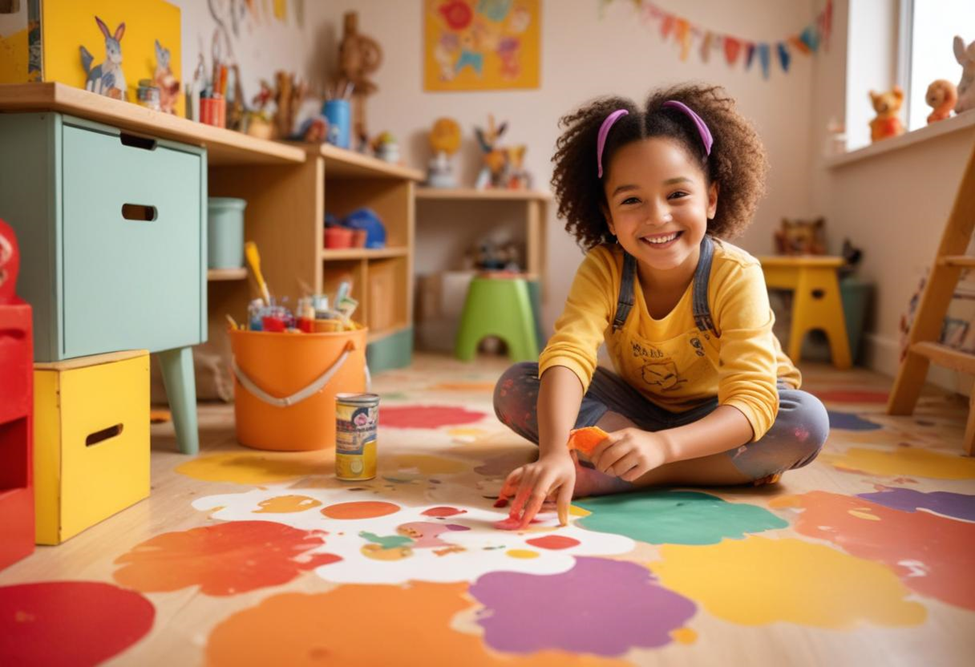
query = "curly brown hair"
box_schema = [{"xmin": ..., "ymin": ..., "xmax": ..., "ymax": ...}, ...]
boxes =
[{"xmin": 551, "ymin": 84, "xmax": 769, "ymax": 250}]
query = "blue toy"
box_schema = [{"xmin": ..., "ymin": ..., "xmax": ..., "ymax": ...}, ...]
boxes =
[{"xmin": 342, "ymin": 208, "xmax": 386, "ymax": 249}]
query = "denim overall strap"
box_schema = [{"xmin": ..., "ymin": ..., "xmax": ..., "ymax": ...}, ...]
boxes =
[
  {"xmin": 692, "ymin": 235, "xmax": 718, "ymax": 335},
  {"xmin": 613, "ymin": 251, "xmax": 638, "ymax": 332}
]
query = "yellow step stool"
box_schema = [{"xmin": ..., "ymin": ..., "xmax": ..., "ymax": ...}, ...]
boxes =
[
  {"xmin": 34, "ymin": 350, "xmax": 150, "ymax": 544},
  {"xmin": 759, "ymin": 256, "xmax": 852, "ymax": 370}
]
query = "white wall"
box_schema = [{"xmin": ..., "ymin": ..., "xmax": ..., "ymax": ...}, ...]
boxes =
[{"xmin": 309, "ymin": 0, "xmax": 819, "ymax": 334}]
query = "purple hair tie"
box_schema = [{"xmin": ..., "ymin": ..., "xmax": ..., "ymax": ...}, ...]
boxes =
[
  {"xmin": 662, "ymin": 100, "xmax": 713, "ymax": 156},
  {"xmin": 596, "ymin": 109, "xmax": 628, "ymax": 178}
]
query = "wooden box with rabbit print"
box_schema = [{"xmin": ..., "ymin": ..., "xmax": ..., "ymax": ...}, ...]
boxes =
[{"xmin": 0, "ymin": 0, "xmax": 182, "ymax": 116}]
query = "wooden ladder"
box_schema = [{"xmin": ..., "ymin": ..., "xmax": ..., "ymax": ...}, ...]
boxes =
[{"xmin": 887, "ymin": 139, "xmax": 975, "ymax": 454}]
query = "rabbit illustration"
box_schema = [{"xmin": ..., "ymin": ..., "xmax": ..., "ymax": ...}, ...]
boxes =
[
  {"xmin": 474, "ymin": 114, "xmax": 508, "ymax": 189},
  {"xmin": 954, "ymin": 35, "xmax": 975, "ymax": 114},
  {"xmin": 79, "ymin": 17, "xmax": 126, "ymax": 100},
  {"xmin": 154, "ymin": 39, "xmax": 180, "ymax": 114}
]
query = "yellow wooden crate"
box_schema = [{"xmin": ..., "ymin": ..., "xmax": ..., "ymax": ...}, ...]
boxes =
[{"xmin": 34, "ymin": 350, "xmax": 150, "ymax": 545}]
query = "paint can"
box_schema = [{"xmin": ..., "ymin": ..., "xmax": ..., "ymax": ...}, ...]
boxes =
[{"xmin": 335, "ymin": 393, "xmax": 380, "ymax": 481}]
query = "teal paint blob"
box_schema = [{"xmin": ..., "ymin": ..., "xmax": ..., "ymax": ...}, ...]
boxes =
[
  {"xmin": 359, "ymin": 531, "xmax": 414, "ymax": 549},
  {"xmin": 576, "ymin": 490, "xmax": 787, "ymax": 545}
]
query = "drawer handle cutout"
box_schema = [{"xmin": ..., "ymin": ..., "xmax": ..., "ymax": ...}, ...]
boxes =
[
  {"xmin": 86, "ymin": 424, "xmax": 124, "ymax": 447},
  {"xmin": 122, "ymin": 204, "xmax": 158, "ymax": 221},
  {"xmin": 119, "ymin": 133, "xmax": 157, "ymax": 151}
]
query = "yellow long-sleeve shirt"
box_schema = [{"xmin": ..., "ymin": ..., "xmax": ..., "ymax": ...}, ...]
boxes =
[{"xmin": 538, "ymin": 240, "xmax": 801, "ymax": 441}]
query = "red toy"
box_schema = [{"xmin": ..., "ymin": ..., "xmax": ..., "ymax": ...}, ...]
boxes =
[{"xmin": 0, "ymin": 218, "xmax": 34, "ymax": 570}]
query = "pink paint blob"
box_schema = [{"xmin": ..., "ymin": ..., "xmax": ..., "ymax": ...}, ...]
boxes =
[
  {"xmin": 0, "ymin": 582, "xmax": 154, "ymax": 667},
  {"xmin": 382, "ymin": 405, "xmax": 487, "ymax": 429},
  {"xmin": 422, "ymin": 506, "xmax": 467, "ymax": 518}
]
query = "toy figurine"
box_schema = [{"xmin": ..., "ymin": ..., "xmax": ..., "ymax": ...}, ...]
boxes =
[
  {"xmin": 926, "ymin": 79, "xmax": 957, "ymax": 124},
  {"xmin": 868, "ymin": 86, "xmax": 905, "ymax": 142},
  {"xmin": 153, "ymin": 39, "xmax": 180, "ymax": 114},
  {"xmin": 954, "ymin": 35, "xmax": 975, "ymax": 114},
  {"xmin": 272, "ymin": 71, "xmax": 307, "ymax": 140},
  {"xmin": 426, "ymin": 117, "xmax": 461, "ymax": 188},
  {"xmin": 474, "ymin": 114, "xmax": 508, "ymax": 189},
  {"xmin": 371, "ymin": 132, "xmax": 400, "ymax": 163}
]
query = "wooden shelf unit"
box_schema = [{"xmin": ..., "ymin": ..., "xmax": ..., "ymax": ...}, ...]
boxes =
[{"xmin": 207, "ymin": 268, "xmax": 248, "ymax": 281}]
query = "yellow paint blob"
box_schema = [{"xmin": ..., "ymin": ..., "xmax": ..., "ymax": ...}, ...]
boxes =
[
  {"xmin": 848, "ymin": 509, "xmax": 881, "ymax": 521},
  {"xmin": 649, "ymin": 537, "xmax": 926, "ymax": 629},
  {"xmin": 506, "ymin": 549, "xmax": 540, "ymax": 559},
  {"xmin": 176, "ymin": 452, "xmax": 330, "ymax": 485},
  {"xmin": 821, "ymin": 446, "xmax": 975, "ymax": 480},
  {"xmin": 387, "ymin": 454, "xmax": 467, "ymax": 475},
  {"xmin": 361, "ymin": 544, "xmax": 413, "ymax": 561},
  {"xmin": 569, "ymin": 505, "xmax": 592, "ymax": 517},
  {"xmin": 447, "ymin": 427, "xmax": 489, "ymax": 442},
  {"xmin": 254, "ymin": 495, "xmax": 322, "ymax": 513},
  {"xmin": 670, "ymin": 628, "xmax": 698, "ymax": 644}
]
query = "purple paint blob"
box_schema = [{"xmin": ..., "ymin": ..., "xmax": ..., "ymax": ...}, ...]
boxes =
[
  {"xmin": 469, "ymin": 557, "xmax": 696, "ymax": 656},
  {"xmin": 857, "ymin": 487, "xmax": 975, "ymax": 522},
  {"xmin": 827, "ymin": 410, "xmax": 882, "ymax": 431}
]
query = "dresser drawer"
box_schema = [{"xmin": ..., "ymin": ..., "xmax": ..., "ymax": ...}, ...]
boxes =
[{"xmin": 60, "ymin": 119, "xmax": 205, "ymax": 358}]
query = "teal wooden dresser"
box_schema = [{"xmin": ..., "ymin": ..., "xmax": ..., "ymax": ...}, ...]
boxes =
[{"xmin": 0, "ymin": 112, "xmax": 206, "ymax": 455}]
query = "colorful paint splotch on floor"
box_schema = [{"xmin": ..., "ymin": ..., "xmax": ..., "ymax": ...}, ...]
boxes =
[
  {"xmin": 113, "ymin": 521, "xmax": 340, "ymax": 596},
  {"xmin": 649, "ymin": 536, "xmax": 927, "ymax": 628},
  {"xmin": 815, "ymin": 390, "xmax": 889, "ymax": 404},
  {"xmin": 255, "ymin": 495, "xmax": 322, "ymax": 513},
  {"xmin": 821, "ymin": 446, "xmax": 975, "ymax": 480},
  {"xmin": 0, "ymin": 581, "xmax": 155, "ymax": 667},
  {"xmin": 470, "ymin": 557, "xmax": 696, "ymax": 656},
  {"xmin": 576, "ymin": 491, "xmax": 787, "ymax": 545},
  {"xmin": 771, "ymin": 491, "xmax": 975, "ymax": 611},
  {"xmin": 206, "ymin": 582, "xmax": 630, "ymax": 667},
  {"xmin": 192, "ymin": 487, "xmax": 634, "ymax": 585},
  {"xmin": 382, "ymin": 405, "xmax": 488, "ymax": 429},
  {"xmin": 526, "ymin": 535, "xmax": 581, "ymax": 550},
  {"xmin": 857, "ymin": 487, "xmax": 975, "ymax": 522},
  {"xmin": 386, "ymin": 453, "xmax": 469, "ymax": 476},
  {"xmin": 175, "ymin": 451, "xmax": 331, "ymax": 485},
  {"xmin": 827, "ymin": 411, "xmax": 883, "ymax": 431},
  {"xmin": 321, "ymin": 501, "xmax": 401, "ymax": 519}
]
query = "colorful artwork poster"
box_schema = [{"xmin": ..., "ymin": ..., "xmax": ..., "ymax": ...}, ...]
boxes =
[{"xmin": 424, "ymin": 0, "xmax": 540, "ymax": 92}]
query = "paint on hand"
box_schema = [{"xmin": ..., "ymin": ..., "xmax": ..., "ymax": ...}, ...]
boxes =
[
  {"xmin": 112, "ymin": 521, "xmax": 341, "ymax": 596},
  {"xmin": 0, "ymin": 582, "xmax": 155, "ymax": 667},
  {"xmin": 576, "ymin": 491, "xmax": 787, "ymax": 545},
  {"xmin": 176, "ymin": 451, "xmax": 330, "ymax": 485},
  {"xmin": 382, "ymin": 405, "xmax": 488, "ymax": 429},
  {"xmin": 650, "ymin": 536, "xmax": 926, "ymax": 628},
  {"xmin": 321, "ymin": 501, "xmax": 401, "ymax": 520},
  {"xmin": 470, "ymin": 557, "xmax": 696, "ymax": 656},
  {"xmin": 821, "ymin": 446, "xmax": 975, "ymax": 480},
  {"xmin": 254, "ymin": 495, "xmax": 322, "ymax": 513},
  {"xmin": 857, "ymin": 487, "xmax": 975, "ymax": 522},
  {"xmin": 770, "ymin": 491, "xmax": 975, "ymax": 611},
  {"xmin": 206, "ymin": 582, "xmax": 630, "ymax": 667}
]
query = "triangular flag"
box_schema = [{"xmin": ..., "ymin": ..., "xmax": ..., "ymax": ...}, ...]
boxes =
[
  {"xmin": 777, "ymin": 42, "xmax": 791, "ymax": 72},
  {"xmin": 758, "ymin": 43, "xmax": 770, "ymax": 79},
  {"xmin": 700, "ymin": 31, "xmax": 713, "ymax": 63},
  {"xmin": 724, "ymin": 36, "xmax": 742, "ymax": 65},
  {"xmin": 789, "ymin": 35, "xmax": 811, "ymax": 55},
  {"xmin": 745, "ymin": 42, "xmax": 757, "ymax": 70},
  {"xmin": 661, "ymin": 14, "xmax": 675, "ymax": 39},
  {"xmin": 676, "ymin": 19, "xmax": 691, "ymax": 61},
  {"xmin": 800, "ymin": 25, "xmax": 819, "ymax": 52}
]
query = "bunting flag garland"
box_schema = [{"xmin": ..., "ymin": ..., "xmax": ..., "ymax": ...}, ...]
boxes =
[{"xmin": 601, "ymin": 0, "xmax": 832, "ymax": 79}]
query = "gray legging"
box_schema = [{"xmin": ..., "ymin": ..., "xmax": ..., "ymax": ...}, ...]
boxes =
[{"xmin": 493, "ymin": 362, "xmax": 829, "ymax": 481}]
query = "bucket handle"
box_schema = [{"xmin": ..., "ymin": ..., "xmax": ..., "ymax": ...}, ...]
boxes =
[{"xmin": 232, "ymin": 341, "xmax": 356, "ymax": 408}]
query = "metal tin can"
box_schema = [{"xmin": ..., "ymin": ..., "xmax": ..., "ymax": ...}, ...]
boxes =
[{"xmin": 335, "ymin": 393, "xmax": 379, "ymax": 481}]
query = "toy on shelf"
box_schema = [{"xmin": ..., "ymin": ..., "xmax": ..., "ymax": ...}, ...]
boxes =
[
  {"xmin": 80, "ymin": 16, "xmax": 126, "ymax": 101},
  {"xmin": 273, "ymin": 71, "xmax": 307, "ymax": 140},
  {"xmin": 153, "ymin": 39, "xmax": 180, "ymax": 115},
  {"xmin": 465, "ymin": 235, "xmax": 522, "ymax": 273},
  {"xmin": 474, "ymin": 115, "xmax": 532, "ymax": 190},
  {"xmin": 954, "ymin": 35, "xmax": 975, "ymax": 114},
  {"xmin": 774, "ymin": 218, "xmax": 826, "ymax": 256},
  {"xmin": 925, "ymin": 80, "xmax": 957, "ymax": 124},
  {"xmin": 868, "ymin": 86, "xmax": 905, "ymax": 142},
  {"xmin": 371, "ymin": 131, "xmax": 400, "ymax": 163},
  {"xmin": 334, "ymin": 11, "xmax": 383, "ymax": 151},
  {"xmin": 245, "ymin": 79, "xmax": 275, "ymax": 139},
  {"xmin": 426, "ymin": 117, "xmax": 461, "ymax": 188}
]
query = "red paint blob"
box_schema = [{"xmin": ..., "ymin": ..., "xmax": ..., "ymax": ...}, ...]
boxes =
[
  {"xmin": 814, "ymin": 390, "xmax": 889, "ymax": 404},
  {"xmin": 0, "ymin": 581, "xmax": 154, "ymax": 667},
  {"xmin": 526, "ymin": 535, "xmax": 581, "ymax": 550},
  {"xmin": 322, "ymin": 501, "xmax": 400, "ymax": 520},
  {"xmin": 422, "ymin": 506, "xmax": 467, "ymax": 518},
  {"xmin": 382, "ymin": 406, "xmax": 487, "ymax": 429},
  {"xmin": 113, "ymin": 521, "xmax": 341, "ymax": 596}
]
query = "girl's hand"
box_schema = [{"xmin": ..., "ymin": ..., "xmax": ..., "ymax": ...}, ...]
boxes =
[
  {"xmin": 590, "ymin": 428, "xmax": 671, "ymax": 482},
  {"xmin": 497, "ymin": 450, "xmax": 578, "ymax": 528}
]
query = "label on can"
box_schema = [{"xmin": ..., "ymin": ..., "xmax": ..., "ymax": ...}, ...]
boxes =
[{"xmin": 335, "ymin": 393, "xmax": 379, "ymax": 481}]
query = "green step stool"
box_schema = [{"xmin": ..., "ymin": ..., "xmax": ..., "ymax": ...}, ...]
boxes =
[{"xmin": 455, "ymin": 276, "xmax": 540, "ymax": 363}]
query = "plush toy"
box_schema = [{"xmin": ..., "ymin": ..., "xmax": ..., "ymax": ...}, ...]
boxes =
[
  {"xmin": 925, "ymin": 79, "xmax": 957, "ymax": 124},
  {"xmin": 869, "ymin": 86, "xmax": 905, "ymax": 142},
  {"xmin": 954, "ymin": 35, "xmax": 975, "ymax": 114},
  {"xmin": 774, "ymin": 218, "xmax": 826, "ymax": 256},
  {"xmin": 474, "ymin": 114, "xmax": 508, "ymax": 190}
]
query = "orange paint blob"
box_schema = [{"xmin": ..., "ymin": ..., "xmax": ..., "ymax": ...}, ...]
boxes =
[
  {"xmin": 321, "ymin": 501, "xmax": 401, "ymax": 520},
  {"xmin": 112, "ymin": 521, "xmax": 340, "ymax": 596},
  {"xmin": 567, "ymin": 426, "xmax": 610, "ymax": 457},
  {"xmin": 206, "ymin": 582, "xmax": 629, "ymax": 667},
  {"xmin": 526, "ymin": 535, "xmax": 581, "ymax": 550},
  {"xmin": 254, "ymin": 495, "xmax": 322, "ymax": 513},
  {"xmin": 770, "ymin": 491, "xmax": 975, "ymax": 611}
]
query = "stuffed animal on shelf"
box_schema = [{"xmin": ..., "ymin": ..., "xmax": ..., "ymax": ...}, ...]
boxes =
[
  {"xmin": 774, "ymin": 218, "xmax": 827, "ymax": 256},
  {"xmin": 153, "ymin": 39, "xmax": 180, "ymax": 115},
  {"xmin": 475, "ymin": 114, "xmax": 508, "ymax": 189},
  {"xmin": 954, "ymin": 35, "xmax": 975, "ymax": 114},
  {"xmin": 925, "ymin": 79, "xmax": 957, "ymax": 124},
  {"xmin": 868, "ymin": 86, "xmax": 905, "ymax": 142},
  {"xmin": 334, "ymin": 11, "xmax": 383, "ymax": 150}
]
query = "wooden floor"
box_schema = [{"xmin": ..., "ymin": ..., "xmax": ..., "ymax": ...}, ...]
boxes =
[{"xmin": 1, "ymin": 354, "xmax": 973, "ymax": 666}]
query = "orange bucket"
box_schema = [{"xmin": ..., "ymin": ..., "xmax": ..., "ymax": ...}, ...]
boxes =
[{"xmin": 229, "ymin": 327, "xmax": 367, "ymax": 451}]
